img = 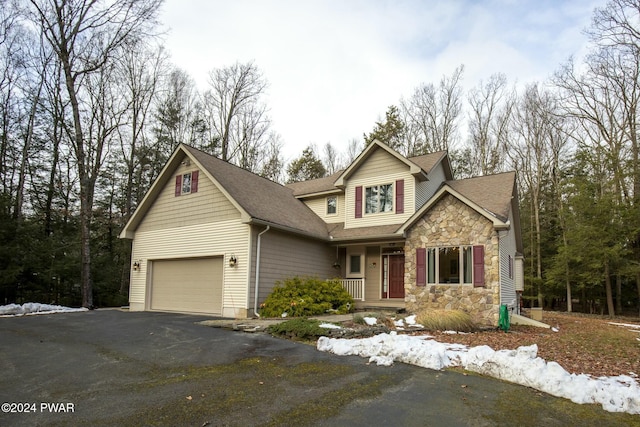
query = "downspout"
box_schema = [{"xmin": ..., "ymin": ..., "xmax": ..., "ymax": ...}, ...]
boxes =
[{"xmin": 253, "ymin": 225, "xmax": 270, "ymax": 317}]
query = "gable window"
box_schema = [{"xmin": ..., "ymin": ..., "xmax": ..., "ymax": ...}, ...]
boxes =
[
  {"xmin": 182, "ymin": 172, "xmax": 192, "ymax": 194},
  {"xmin": 365, "ymin": 183, "xmax": 393, "ymax": 214},
  {"xmin": 418, "ymin": 245, "xmax": 484, "ymax": 286},
  {"xmin": 174, "ymin": 170, "xmax": 199, "ymax": 196},
  {"xmin": 327, "ymin": 196, "xmax": 337, "ymax": 215}
]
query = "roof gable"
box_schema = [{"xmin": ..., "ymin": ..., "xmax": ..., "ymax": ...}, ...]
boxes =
[
  {"xmin": 398, "ymin": 172, "xmax": 517, "ymax": 235},
  {"xmin": 120, "ymin": 144, "xmax": 330, "ymax": 240},
  {"xmin": 334, "ymin": 140, "xmax": 427, "ymax": 188}
]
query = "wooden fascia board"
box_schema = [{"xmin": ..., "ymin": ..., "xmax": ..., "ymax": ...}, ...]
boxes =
[
  {"xmin": 398, "ymin": 185, "xmax": 509, "ymax": 236},
  {"xmin": 293, "ymin": 189, "xmax": 343, "ymax": 199}
]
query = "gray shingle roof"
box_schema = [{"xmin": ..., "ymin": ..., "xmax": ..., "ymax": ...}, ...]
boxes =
[
  {"xmin": 286, "ymin": 150, "xmax": 449, "ymax": 198},
  {"xmin": 184, "ymin": 145, "xmax": 330, "ymax": 239},
  {"xmin": 446, "ymin": 171, "xmax": 516, "ymax": 222},
  {"xmin": 286, "ymin": 170, "xmax": 344, "ymax": 197}
]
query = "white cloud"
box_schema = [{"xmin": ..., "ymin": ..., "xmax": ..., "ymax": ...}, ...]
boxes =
[{"xmin": 159, "ymin": 0, "xmax": 602, "ymax": 160}]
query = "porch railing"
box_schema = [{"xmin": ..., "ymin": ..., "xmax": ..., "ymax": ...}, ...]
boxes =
[{"xmin": 341, "ymin": 278, "xmax": 365, "ymax": 301}]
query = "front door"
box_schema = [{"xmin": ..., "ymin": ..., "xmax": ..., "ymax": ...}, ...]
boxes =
[{"xmin": 388, "ymin": 254, "xmax": 405, "ymax": 298}]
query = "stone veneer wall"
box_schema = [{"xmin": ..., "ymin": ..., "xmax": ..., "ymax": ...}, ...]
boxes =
[{"xmin": 404, "ymin": 194, "xmax": 501, "ymax": 326}]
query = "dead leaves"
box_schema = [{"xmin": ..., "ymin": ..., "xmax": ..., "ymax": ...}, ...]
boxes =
[{"xmin": 429, "ymin": 312, "xmax": 640, "ymax": 378}]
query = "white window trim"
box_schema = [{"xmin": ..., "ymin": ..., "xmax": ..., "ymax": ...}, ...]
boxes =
[
  {"xmin": 326, "ymin": 196, "xmax": 338, "ymax": 216},
  {"xmin": 364, "ymin": 182, "xmax": 394, "ymax": 215},
  {"xmin": 181, "ymin": 172, "xmax": 192, "ymax": 195},
  {"xmin": 347, "ymin": 252, "xmax": 364, "ymax": 278},
  {"xmin": 427, "ymin": 245, "xmax": 474, "ymax": 286}
]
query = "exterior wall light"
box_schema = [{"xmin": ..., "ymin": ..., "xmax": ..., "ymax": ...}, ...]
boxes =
[
  {"xmin": 229, "ymin": 255, "xmax": 237, "ymax": 267},
  {"xmin": 132, "ymin": 261, "xmax": 140, "ymax": 271}
]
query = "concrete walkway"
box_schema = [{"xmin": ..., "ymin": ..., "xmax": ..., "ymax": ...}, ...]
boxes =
[{"xmin": 199, "ymin": 313, "xmax": 353, "ymax": 332}]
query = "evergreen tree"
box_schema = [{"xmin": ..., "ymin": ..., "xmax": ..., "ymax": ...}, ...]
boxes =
[
  {"xmin": 363, "ymin": 105, "xmax": 406, "ymax": 152},
  {"xmin": 286, "ymin": 147, "xmax": 326, "ymax": 183}
]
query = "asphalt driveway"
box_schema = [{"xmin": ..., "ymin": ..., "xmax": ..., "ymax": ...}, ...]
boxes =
[{"xmin": 0, "ymin": 309, "xmax": 634, "ymax": 426}]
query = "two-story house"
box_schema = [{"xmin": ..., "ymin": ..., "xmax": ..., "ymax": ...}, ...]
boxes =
[{"xmin": 119, "ymin": 140, "xmax": 523, "ymax": 325}]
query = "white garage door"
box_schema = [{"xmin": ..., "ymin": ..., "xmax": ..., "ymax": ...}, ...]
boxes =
[{"xmin": 150, "ymin": 257, "xmax": 223, "ymax": 315}]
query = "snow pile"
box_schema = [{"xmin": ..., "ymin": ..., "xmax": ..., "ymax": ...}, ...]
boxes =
[
  {"xmin": 317, "ymin": 332, "xmax": 640, "ymax": 414},
  {"xmin": 0, "ymin": 303, "xmax": 88, "ymax": 317},
  {"xmin": 394, "ymin": 315, "xmax": 423, "ymax": 330},
  {"xmin": 319, "ymin": 322, "xmax": 342, "ymax": 329},
  {"xmin": 363, "ymin": 316, "xmax": 377, "ymax": 326}
]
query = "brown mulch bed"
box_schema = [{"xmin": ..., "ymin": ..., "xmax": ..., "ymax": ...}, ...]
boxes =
[{"xmin": 421, "ymin": 312, "xmax": 640, "ymax": 378}]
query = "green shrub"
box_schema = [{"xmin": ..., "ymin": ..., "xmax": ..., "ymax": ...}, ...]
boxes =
[
  {"xmin": 259, "ymin": 276, "xmax": 354, "ymax": 318},
  {"xmin": 415, "ymin": 309, "xmax": 477, "ymax": 332},
  {"xmin": 267, "ymin": 318, "xmax": 328, "ymax": 340}
]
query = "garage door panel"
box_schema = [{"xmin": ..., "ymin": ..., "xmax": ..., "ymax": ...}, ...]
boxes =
[{"xmin": 151, "ymin": 257, "xmax": 222, "ymax": 314}]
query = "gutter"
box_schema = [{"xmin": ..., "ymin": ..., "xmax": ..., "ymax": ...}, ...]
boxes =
[{"xmin": 253, "ymin": 225, "xmax": 270, "ymax": 317}]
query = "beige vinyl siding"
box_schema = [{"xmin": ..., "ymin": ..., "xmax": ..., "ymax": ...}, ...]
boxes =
[
  {"xmin": 345, "ymin": 171, "xmax": 415, "ymax": 229},
  {"xmin": 365, "ymin": 246, "xmax": 381, "ymax": 301},
  {"xmin": 351, "ymin": 148, "xmax": 408, "ymax": 179},
  {"xmin": 416, "ymin": 162, "xmax": 447, "ymax": 210},
  {"xmin": 302, "ymin": 194, "xmax": 344, "ymax": 223},
  {"xmin": 137, "ymin": 157, "xmax": 240, "ymax": 233},
  {"xmin": 129, "ymin": 220, "xmax": 250, "ymax": 318},
  {"xmin": 249, "ymin": 227, "xmax": 335, "ymax": 311}
]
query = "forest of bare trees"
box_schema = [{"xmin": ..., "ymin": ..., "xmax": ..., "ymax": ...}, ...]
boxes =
[{"xmin": 1, "ymin": 0, "xmax": 639, "ymax": 317}]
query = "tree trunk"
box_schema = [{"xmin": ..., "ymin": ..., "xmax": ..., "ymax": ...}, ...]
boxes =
[
  {"xmin": 615, "ymin": 274, "xmax": 622, "ymax": 315},
  {"xmin": 604, "ymin": 260, "xmax": 615, "ymax": 317}
]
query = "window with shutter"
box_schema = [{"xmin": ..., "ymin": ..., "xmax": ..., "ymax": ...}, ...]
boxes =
[
  {"xmin": 395, "ymin": 179, "xmax": 404, "ymax": 214},
  {"xmin": 174, "ymin": 175, "xmax": 182, "ymax": 197},
  {"xmin": 473, "ymin": 245, "xmax": 485, "ymax": 287},
  {"xmin": 191, "ymin": 170, "xmax": 199, "ymax": 193},
  {"xmin": 416, "ymin": 247, "xmax": 426, "ymax": 286}
]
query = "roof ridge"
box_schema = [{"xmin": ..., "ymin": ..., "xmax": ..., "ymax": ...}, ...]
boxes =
[{"xmin": 182, "ymin": 144, "xmax": 290, "ymax": 190}]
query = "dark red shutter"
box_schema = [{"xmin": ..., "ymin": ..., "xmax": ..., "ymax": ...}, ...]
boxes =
[
  {"xmin": 191, "ymin": 170, "xmax": 199, "ymax": 193},
  {"xmin": 395, "ymin": 179, "xmax": 404, "ymax": 214},
  {"xmin": 473, "ymin": 245, "xmax": 485, "ymax": 287},
  {"xmin": 355, "ymin": 186, "xmax": 362, "ymax": 218},
  {"xmin": 175, "ymin": 175, "xmax": 182, "ymax": 197},
  {"xmin": 416, "ymin": 248, "xmax": 426, "ymax": 287}
]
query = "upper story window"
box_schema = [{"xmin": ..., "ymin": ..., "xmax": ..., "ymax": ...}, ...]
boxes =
[
  {"xmin": 365, "ymin": 183, "xmax": 393, "ymax": 214},
  {"xmin": 182, "ymin": 172, "xmax": 192, "ymax": 194},
  {"xmin": 174, "ymin": 170, "xmax": 199, "ymax": 197},
  {"xmin": 327, "ymin": 196, "xmax": 337, "ymax": 215}
]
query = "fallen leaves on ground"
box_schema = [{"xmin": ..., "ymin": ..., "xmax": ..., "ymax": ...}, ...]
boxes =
[{"xmin": 425, "ymin": 312, "xmax": 640, "ymax": 378}]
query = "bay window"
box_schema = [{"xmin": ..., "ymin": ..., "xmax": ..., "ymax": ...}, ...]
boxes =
[{"xmin": 419, "ymin": 245, "xmax": 484, "ymax": 286}]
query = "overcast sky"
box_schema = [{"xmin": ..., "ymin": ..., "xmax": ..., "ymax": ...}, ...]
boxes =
[{"xmin": 158, "ymin": 0, "xmax": 603, "ymax": 161}]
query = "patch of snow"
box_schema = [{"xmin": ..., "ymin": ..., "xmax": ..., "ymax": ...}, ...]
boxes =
[
  {"xmin": 551, "ymin": 327, "xmax": 559, "ymax": 332},
  {"xmin": 609, "ymin": 322, "xmax": 640, "ymax": 330},
  {"xmin": 395, "ymin": 315, "xmax": 424, "ymax": 329},
  {"xmin": 363, "ymin": 317, "xmax": 377, "ymax": 326},
  {"xmin": 317, "ymin": 333, "xmax": 640, "ymax": 415},
  {"xmin": 0, "ymin": 303, "xmax": 88, "ymax": 317},
  {"xmin": 319, "ymin": 323, "xmax": 342, "ymax": 329}
]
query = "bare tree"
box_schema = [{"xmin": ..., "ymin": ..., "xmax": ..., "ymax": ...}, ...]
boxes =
[
  {"xmin": 203, "ymin": 61, "xmax": 270, "ymax": 169},
  {"xmin": 401, "ymin": 65, "xmax": 464, "ymax": 154},
  {"xmin": 27, "ymin": 0, "xmax": 162, "ymax": 308},
  {"xmin": 509, "ymin": 83, "xmax": 566, "ymax": 308},
  {"xmin": 322, "ymin": 142, "xmax": 343, "ymax": 174},
  {"xmin": 467, "ymin": 73, "xmax": 515, "ymax": 176},
  {"xmin": 117, "ymin": 43, "xmax": 168, "ymax": 220},
  {"xmin": 344, "ymin": 138, "xmax": 361, "ymax": 165}
]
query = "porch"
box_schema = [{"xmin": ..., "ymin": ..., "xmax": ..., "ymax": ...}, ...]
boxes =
[{"xmin": 339, "ymin": 278, "xmax": 405, "ymax": 311}]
